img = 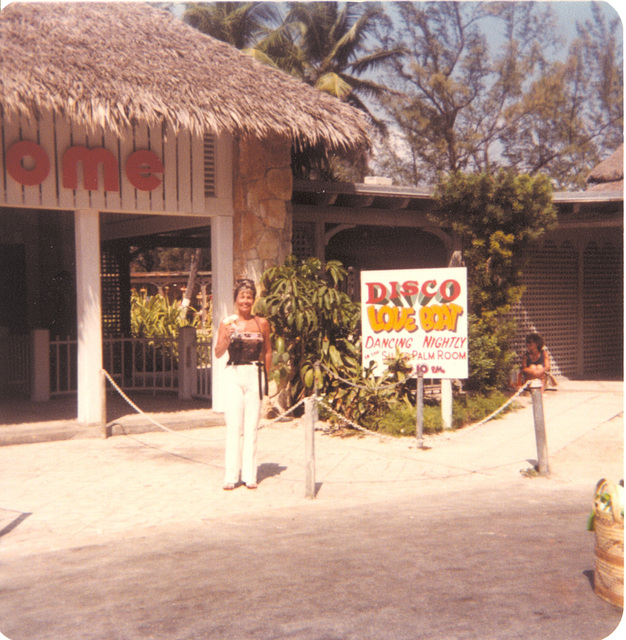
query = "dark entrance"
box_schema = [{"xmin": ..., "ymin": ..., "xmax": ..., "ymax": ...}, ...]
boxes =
[
  {"xmin": 326, "ymin": 225, "xmax": 448, "ymax": 299},
  {"xmin": 0, "ymin": 244, "xmax": 27, "ymax": 334}
]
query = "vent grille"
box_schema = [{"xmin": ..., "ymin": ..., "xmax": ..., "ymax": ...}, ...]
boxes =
[{"xmin": 204, "ymin": 134, "xmax": 216, "ymax": 198}]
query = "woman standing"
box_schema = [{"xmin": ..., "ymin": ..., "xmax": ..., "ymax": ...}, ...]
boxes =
[{"xmin": 214, "ymin": 279, "xmax": 272, "ymax": 490}]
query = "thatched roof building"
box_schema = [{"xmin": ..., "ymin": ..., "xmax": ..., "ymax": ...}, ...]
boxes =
[
  {"xmin": 586, "ymin": 144, "xmax": 623, "ymax": 192},
  {"xmin": 0, "ymin": 1, "xmax": 370, "ymax": 152}
]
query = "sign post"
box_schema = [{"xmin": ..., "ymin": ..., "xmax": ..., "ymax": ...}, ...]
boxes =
[{"xmin": 415, "ymin": 372, "xmax": 424, "ymax": 448}]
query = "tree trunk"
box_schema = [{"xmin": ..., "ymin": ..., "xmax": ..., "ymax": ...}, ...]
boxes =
[{"xmin": 181, "ymin": 248, "xmax": 202, "ymax": 319}]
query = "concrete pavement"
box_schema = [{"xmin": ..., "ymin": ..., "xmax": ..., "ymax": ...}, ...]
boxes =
[{"xmin": 0, "ymin": 380, "xmax": 623, "ymax": 558}]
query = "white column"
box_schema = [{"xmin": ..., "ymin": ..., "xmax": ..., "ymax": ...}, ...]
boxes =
[
  {"xmin": 74, "ymin": 209, "xmax": 103, "ymax": 424},
  {"xmin": 211, "ymin": 215, "xmax": 234, "ymax": 412}
]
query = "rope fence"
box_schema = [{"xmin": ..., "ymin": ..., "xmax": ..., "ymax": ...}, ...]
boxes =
[{"xmin": 101, "ymin": 367, "xmax": 543, "ymax": 497}]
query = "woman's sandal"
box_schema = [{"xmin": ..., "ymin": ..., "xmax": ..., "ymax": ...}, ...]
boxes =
[
  {"xmin": 223, "ymin": 483, "xmax": 236, "ymax": 491},
  {"xmin": 245, "ymin": 483, "xmax": 258, "ymax": 490}
]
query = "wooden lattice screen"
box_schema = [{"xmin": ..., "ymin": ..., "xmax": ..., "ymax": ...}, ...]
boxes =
[
  {"xmin": 513, "ymin": 237, "xmax": 623, "ymax": 379},
  {"xmin": 512, "ymin": 240, "xmax": 578, "ymax": 377},
  {"xmin": 292, "ymin": 222, "xmax": 315, "ymax": 261},
  {"xmin": 101, "ymin": 245, "xmax": 131, "ymax": 338},
  {"xmin": 583, "ymin": 241, "xmax": 623, "ymax": 377}
]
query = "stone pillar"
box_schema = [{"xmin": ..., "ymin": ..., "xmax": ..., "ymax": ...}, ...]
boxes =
[{"xmin": 232, "ymin": 134, "xmax": 293, "ymax": 282}]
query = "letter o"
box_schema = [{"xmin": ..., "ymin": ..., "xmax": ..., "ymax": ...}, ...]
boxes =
[
  {"xmin": 6, "ymin": 141, "xmax": 50, "ymax": 186},
  {"xmin": 438, "ymin": 279, "xmax": 461, "ymax": 303}
]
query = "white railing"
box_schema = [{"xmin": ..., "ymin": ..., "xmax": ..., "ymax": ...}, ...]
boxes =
[
  {"xmin": 48, "ymin": 333, "xmax": 211, "ymax": 399},
  {"xmin": 102, "ymin": 336, "xmax": 179, "ymax": 394},
  {"xmin": 0, "ymin": 333, "xmax": 30, "ymax": 395},
  {"xmin": 196, "ymin": 334, "xmax": 212, "ymax": 399},
  {"xmin": 50, "ymin": 336, "xmax": 77, "ymax": 395}
]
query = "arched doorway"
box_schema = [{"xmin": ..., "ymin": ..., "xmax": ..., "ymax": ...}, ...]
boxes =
[{"xmin": 326, "ymin": 225, "xmax": 448, "ymax": 298}]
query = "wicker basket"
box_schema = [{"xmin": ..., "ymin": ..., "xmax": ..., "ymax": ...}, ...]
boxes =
[{"xmin": 593, "ymin": 478, "xmax": 624, "ymax": 608}]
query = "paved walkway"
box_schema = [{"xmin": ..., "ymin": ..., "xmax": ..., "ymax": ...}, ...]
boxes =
[{"xmin": 0, "ymin": 380, "xmax": 623, "ymax": 557}]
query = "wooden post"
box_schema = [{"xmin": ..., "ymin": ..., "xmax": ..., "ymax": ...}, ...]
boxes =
[
  {"xmin": 530, "ymin": 379, "xmax": 550, "ymax": 475},
  {"xmin": 415, "ymin": 372, "xmax": 424, "ymax": 448},
  {"xmin": 178, "ymin": 326, "xmax": 197, "ymax": 399},
  {"xmin": 30, "ymin": 328, "xmax": 50, "ymax": 402},
  {"xmin": 441, "ymin": 379, "xmax": 453, "ymax": 430},
  {"xmin": 100, "ymin": 369, "xmax": 108, "ymax": 439},
  {"xmin": 304, "ymin": 396, "xmax": 317, "ymax": 498}
]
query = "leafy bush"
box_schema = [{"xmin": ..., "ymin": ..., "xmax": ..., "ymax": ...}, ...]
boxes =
[
  {"xmin": 130, "ymin": 288, "xmax": 199, "ymax": 338},
  {"xmin": 434, "ymin": 169, "xmax": 556, "ymax": 391},
  {"xmin": 256, "ymin": 256, "xmax": 361, "ymax": 405},
  {"xmin": 370, "ymin": 391, "xmax": 515, "ymax": 437}
]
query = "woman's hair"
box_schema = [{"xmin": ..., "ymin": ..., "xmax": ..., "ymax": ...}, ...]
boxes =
[
  {"xmin": 525, "ymin": 332, "xmax": 544, "ymax": 350},
  {"xmin": 233, "ymin": 278, "xmax": 257, "ymax": 301}
]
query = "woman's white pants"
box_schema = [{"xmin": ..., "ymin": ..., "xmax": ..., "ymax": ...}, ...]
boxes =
[{"xmin": 224, "ymin": 364, "xmax": 261, "ymax": 485}]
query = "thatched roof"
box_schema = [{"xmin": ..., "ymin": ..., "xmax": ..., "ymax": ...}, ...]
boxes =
[
  {"xmin": 586, "ymin": 145, "xmax": 623, "ymax": 192},
  {"xmin": 0, "ymin": 2, "xmax": 370, "ymax": 153}
]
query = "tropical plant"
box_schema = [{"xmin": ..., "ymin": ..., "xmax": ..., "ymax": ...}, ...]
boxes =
[
  {"xmin": 130, "ymin": 288, "xmax": 198, "ymax": 339},
  {"xmin": 326, "ymin": 350, "xmax": 414, "ymax": 428},
  {"xmin": 183, "ymin": 2, "xmax": 401, "ymax": 180},
  {"xmin": 281, "ymin": 3, "xmax": 403, "ymax": 127},
  {"xmin": 433, "ymin": 169, "xmax": 557, "ymax": 391},
  {"xmin": 255, "ymin": 256, "xmax": 361, "ymax": 406},
  {"xmin": 183, "ymin": 2, "xmax": 281, "ymax": 52}
]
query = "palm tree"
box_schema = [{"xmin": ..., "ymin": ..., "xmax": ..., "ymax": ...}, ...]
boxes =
[
  {"xmin": 280, "ymin": 2, "xmax": 404, "ymax": 132},
  {"xmin": 183, "ymin": 2, "xmax": 280, "ymax": 52},
  {"xmin": 183, "ymin": 2, "xmax": 399, "ymax": 180}
]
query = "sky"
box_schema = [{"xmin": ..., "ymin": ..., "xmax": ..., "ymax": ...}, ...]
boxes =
[{"xmin": 0, "ymin": 0, "xmax": 623, "ymax": 28}]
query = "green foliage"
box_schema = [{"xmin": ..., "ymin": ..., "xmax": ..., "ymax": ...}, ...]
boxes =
[
  {"xmin": 323, "ymin": 350, "xmax": 414, "ymax": 428},
  {"xmin": 256, "ymin": 256, "xmax": 361, "ymax": 405},
  {"xmin": 130, "ymin": 289, "xmax": 198, "ymax": 339},
  {"xmin": 130, "ymin": 246, "xmax": 211, "ymax": 273},
  {"xmin": 374, "ymin": 1, "xmax": 622, "ymax": 188},
  {"xmin": 370, "ymin": 391, "xmax": 514, "ymax": 437},
  {"xmin": 434, "ymin": 170, "xmax": 556, "ymax": 391},
  {"xmin": 183, "ymin": 2, "xmax": 281, "ymax": 50}
]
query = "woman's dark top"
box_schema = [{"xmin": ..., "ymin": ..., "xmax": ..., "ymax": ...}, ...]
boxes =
[
  {"xmin": 523, "ymin": 349, "xmax": 546, "ymax": 369},
  {"xmin": 227, "ymin": 318, "xmax": 264, "ymax": 365}
]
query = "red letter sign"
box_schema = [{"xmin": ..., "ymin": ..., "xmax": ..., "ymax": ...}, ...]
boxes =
[
  {"xmin": 125, "ymin": 150, "xmax": 163, "ymax": 191},
  {"xmin": 63, "ymin": 146, "xmax": 119, "ymax": 192},
  {"xmin": 6, "ymin": 141, "xmax": 50, "ymax": 186}
]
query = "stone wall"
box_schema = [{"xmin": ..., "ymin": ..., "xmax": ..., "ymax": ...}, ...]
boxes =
[{"xmin": 232, "ymin": 134, "xmax": 293, "ymax": 283}]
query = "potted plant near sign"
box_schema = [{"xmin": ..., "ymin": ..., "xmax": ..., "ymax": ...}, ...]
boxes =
[{"xmin": 588, "ymin": 478, "xmax": 624, "ymax": 607}]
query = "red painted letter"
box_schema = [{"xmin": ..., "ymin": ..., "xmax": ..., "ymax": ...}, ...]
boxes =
[
  {"xmin": 6, "ymin": 141, "xmax": 50, "ymax": 186},
  {"xmin": 125, "ymin": 150, "xmax": 163, "ymax": 191},
  {"xmin": 63, "ymin": 146, "xmax": 119, "ymax": 192}
]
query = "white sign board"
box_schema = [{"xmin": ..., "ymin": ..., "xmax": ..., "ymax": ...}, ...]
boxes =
[{"xmin": 361, "ymin": 267, "xmax": 468, "ymax": 379}]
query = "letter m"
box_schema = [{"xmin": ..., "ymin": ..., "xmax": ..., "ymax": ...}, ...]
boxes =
[{"xmin": 63, "ymin": 146, "xmax": 119, "ymax": 191}]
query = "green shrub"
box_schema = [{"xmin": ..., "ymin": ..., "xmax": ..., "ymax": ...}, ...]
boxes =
[
  {"xmin": 130, "ymin": 288, "xmax": 199, "ymax": 338},
  {"xmin": 369, "ymin": 390, "xmax": 516, "ymax": 437},
  {"xmin": 256, "ymin": 256, "xmax": 361, "ymax": 406},
  {"xmin": 434, "ymin": 170, "xmax": 556, "ymax": 391}
]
